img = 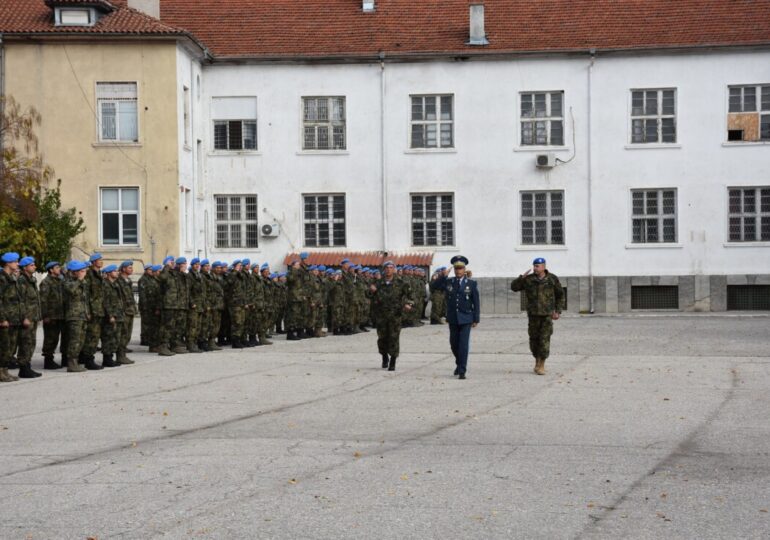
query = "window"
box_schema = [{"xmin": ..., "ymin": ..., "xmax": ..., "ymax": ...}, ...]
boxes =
[
  {"xmin": 520, "ymin": 191, "xmax": 565, "ymax": 245},
  {"xmin": 97, "ymin": 82, "xmax": 138, "ymax": 142},
  {"xmin": 211, "ymin": 97, "xmax": 257, "ymax": 151},
  {"xmin": 631, "ymin": 286, "xmax": 679, "ymax": 310},
  {"xmin": 727, "ymin": 85, "xmax": 770, "ymax": 142},
  {"xmin": 302, "ymin": 97, "xmax": 346, "ymax": 150},
  {"xmin": 728, "ymin": 187, "xmax": 770, "ymax": 242},
  {"xmin": 631, "ymin": 189, "xmax": 677, "ymax": 243},
  {"xmin": 411, "ymin": 194, "xmax": 455, "ymax": 246},
  {"xmin": 214, "ymin": 195, "xmax": 258, "ymax": 248},
  {"xmin": 56, "ymin": 8, "xmax": 93, "ymax": 26},
  {"xmin": 520, "ymin": 92, "xmax": 564, "ymax": 146},
  {"xmin": 304, "ymin": 194, "xmax": 346, "ymax": 247},
  {"xmin": 101, "ymin": 188, "xmax": 139, "ymax": 246},
  {"xmin": 410, "ymin": 95, "xmax": 453, "ymax": 148},
  {"xmin": 630, "ymin": 89, "xmax": 676, "ymax": 144},
  {"xmin": 183, "ymin": 86, "xmax": 190, "ymax": 147},
  {"xmin": 727, "ymin": 285, "xmax": 770, "ymax": 311}
]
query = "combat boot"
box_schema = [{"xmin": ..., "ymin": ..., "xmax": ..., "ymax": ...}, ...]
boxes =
[
  {"xmin": 381, "ymin": 354, "xmax": 389, "ymax": 369},
  {"xmin": 388, "ymin": 356, "xmax": 397, "ymax": 371},
  {"xmin": 84, "ymin": 356, "xmax": 104, "ymax": 371},
  {"xmin": 43, "ymin": 355, "xmax": 62, "ymax": 370},
  {"xmin": 78, "ymin": 352, "xmax": 88, "ymax": 365},
  {"xmin": 358, "ymin": 324, "xmax": 369, "ymax": 333},
  {"xmin": 187, "ymin": 341, "xmax": 202, "ymax": 354},
  {"xmin": 117, "ymin": 353, "xmax": 135, "ymax": 365},
  {"xmin": 18, "ymin": 364, "xmax": 42, "ymax": 378},
  {"xmin": 157, "ymin": 344, "xmax": 175, "ymax": 356},
  {"xmin": 534, "ymin": 358, "xmax": 546, "ymax": 375},
  {"xmin": 207, "ymin": 338, "xmax": 222, "ymax": 351},
  {"xmin": 0, "ymin": 367, "xmax": 20, "ymax": 382},
  {"xmin": 231, "ymin": 337, "xmax": 244, "ymax": 349},
  {"xmin": 198, "ymin": 340, "xmax": 210, "ymax": 352},
  {"xmin": 313, "ymin": 329, "xmax": 326, "ymax": 338},
  {"xmin": 287, "ymin": 329, "xmax": 301, "ymax": 341},
  {"xmin": 350, "ymin": 326, "xmax": 362, "ymax": 334},
  {"xmin": 247, "ymin": 335, "xmax": 258, "ymax": 347},
  {"xmin": 149, "ymin": 346, "xmax": 160, "ymax": 353},
  {"xmin": 66, "ymin": 358, "xmax": 86, "ymax": 373},
  {"xmin": 173, "ymin": 344, "xmax": 188, "ymax": 354},
  {"xmin": 260, "ymin": 335, "xmax": 274, "ymax": 345},
  {"xmin": 102, "ymin": 353, "xmax": 120, "ymax": 368}
]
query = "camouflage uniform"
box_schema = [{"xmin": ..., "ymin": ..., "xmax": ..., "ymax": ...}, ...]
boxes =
[
  {"xmin": 204, "ymin": 269, "xmax": 224, "ymax": 349},
  {"xmin": 429, "ymin": 273, "xmax": 447, "ymax": 323},
  {"xmin": 510, "ymin": 271, "xmax": 565, "ymax": 361},
  {"xmin": 258, "ymin": 275, "xmax": 273, "ymax": 344},
  {"xmin": 82, "ymin": 266, "xmax": 104, "ymax": 360},
  {"xmin": 368, "ymin": 276, "xmax": 413, "ymax": 362},
  {"xmin": 286, "ymin": 266, "xmax": 309, "ymax": 337},
  {"xmin": 186, "ymin": 270, "xmax": 206, "ymax": 351},
  {"xmin": 224, "ymin": 269, "xmax": 248, "ymax": 346},
  {"xmin": 63, "ymin": 276, "xmax": 91, "ymax": 372},
  {"xmin": 101, "ymin": 278, "xmax": 125, "ymax": 357},
  {"xmin": 328, "ymin": 279, "xmax": 346, "ymax": 334},
  {"xmin": 138, "ymin": 272, "xmax": 161, "ymax": 348},
  {"xmin": 309, "ymin": 273, "xmax": 325, "ymax": 335},
  {"xmin": 0, "ymin": 270, "xmax": 23, "ymax": 376},
  {"xmin": 17, "ymin": 271, "xmax": 41, "ymax": 366},
  {"xmin": 118, "ymin": 275, "xmax": 137, "ymax": 358},
  {"xmin": 40, "ymin": 273, "xmax": 68, "ymax": 364},
  {"xmin": 158, "ymin": 267, "xmax": 189, "ymax": 352}
]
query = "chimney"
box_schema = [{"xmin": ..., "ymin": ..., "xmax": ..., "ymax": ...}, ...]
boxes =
[
  {"xmin": 363, "ymin": 1, "xmax": 375, "ymax": 13},
  {"xmin": 467, "ymin": 4, "xmax": 489, "ymax": 46},
  {"xmin": 128, "ymin": 0, "xmax": 160, "ymax": 19}
]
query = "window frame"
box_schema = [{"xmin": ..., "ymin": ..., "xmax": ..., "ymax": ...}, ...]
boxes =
[
  {"xmin": 630, "ymin": 188, "xmax": 678, "ymax": 244},
  {"xmin": 302, "ymin": 193, "xmax": 347, "ymax": 248},
  {"xmin": 518, "ymin": 91, "xmax": 566, "ymax": 148},
  {"xmin": 212, "ymin": 120, "xmax": 257, "ymax": 152},
  {"xmin": 99, "ymin": 187, "xmax": 140, "ymax": 248},
  {"xmin": 725, "ymin": 84, "xmax": 770, "ymax": 143},
  {"xmin": 300, "ymin": 96, "xmax": 347, "ymax": 152},
  {"xmin": 519, "ymin": 190, "xmax": 566, "ymax": 246},
  {"xmin": 629, "ymin": 88, "xmax": 678, "ymax": 145},
  {"xmin": 409, "ymin": 94, "xmax": 455, "ymax": 150},
  {"xmin": 410, "ymin": 193, "xmax": 456, "ymax": 247},
  {"xmin": 55, "ymin": 7, "xmax": 95, "ymax": 26},
  {"xmin": 96, "ymin": 82, "xmax": 139, "ymax": 144},
  {"xmin": 726, "ymin": 186, "xmax": 770, "ymax": 243},
  {"xmin": 213, "ymin": 194, "xmax": 260, "ymax": 250}
]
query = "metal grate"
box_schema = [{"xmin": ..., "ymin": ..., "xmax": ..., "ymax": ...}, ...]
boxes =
[
  {"xmin": 727, "ymin": 285, "xmax": 770, "ymax": 310},
  {"xmin": 520, "ymin": 287, "xmax": 567, "ymax": 312},
  {"xmin": 631, "ymin": 286, "xmax": 679, "ymax": 310}
]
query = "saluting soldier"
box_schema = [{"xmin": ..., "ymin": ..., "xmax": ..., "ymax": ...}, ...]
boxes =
[
  {"xmin": 139, "ymin": 264, "xmax": 163, "ymax": 352},
  {"xmin": 285, "ymin": 257, "xmax": 307, "ymax": 341},
  {"xmin": 40, "ymin": 261, "xmax": 67, "ymax": 369},
  {"xmin": 0, "ymin": 252, "xmax": 23, "ymax": 382},
  {"xmin": 429, "ymin": 266, "xmax": 449, "ymax": 324},
  {"xmin": 62, "ymin": 260, "xmax": 93, "ymax": 373},
  {"xmin": 368, "ymin": 260, "xmax": 414, "ymax": 371},
  {"xmin": 443, "ymin": 256, "xmax": 480, "ymax": 380},
  {"xmin": 510, "ymin": 257, "xmax": 565, "ymax": 375},
  {"xmin": 137, "ymin": 263, "xmax": 154, "ymax": 346},
  {"xmin": 156, "ymin": 256, "xmax": 181, "ymax": 356},
  {"xmin": 259, "ymin": 263, "xmax": 275, "ymax": 344},
  {"xmin": 100, "ymin": 264, "xmax": 124, "ymax": 368},
  {"xmin": 225, "ymin": 260, "xmax": 248, "ymax": 348}
]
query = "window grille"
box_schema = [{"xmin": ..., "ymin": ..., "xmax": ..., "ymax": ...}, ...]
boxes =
[
  {"xmin": 411, "ymin": 194, "xmax": 454, "ymax": 246},
  {"xmin": 303, "ymin": 97, "xmax": 346, "ymax": 150},
  {"xmin": 728, "ymin": 187, "xmax": 770, "ymax": 242},
  {"xmin": 521, "ymin": 191, "xmax": 565, "ymax": 245},
  {"xmin": 213, "ymin": 120, "xmax": 256, "ymax": 151},
  {"xmin": 214, "ymin": 195, "xmax": 258, "ymax": 248},
  {"xmin": 304, "ymin": 194, "xmax": 346, "ymax": 247},
  {"xmin": 631, "ymin": 189, "xmax": 677, "ymax": 243},
  {"xmin": 520, "ymin": 92, "xmax": 564, "ymax": 146},
  {"xmin": 97, "ymin": 82, "xmax": 138, "ymax": 142},
  {"xmin": 727, "ymin": 285, "xmax": 770, "ymax": 310},
  {"xmin": 630, "ymin": 89, "xmax": 676, "ymax": 144},
  {"xmin": 727, "ymin": 85, "xmax": 770, "ymax": 142},
  {"xmin": 631, "ymin": 286, "xmax": 679, "ymax": 310},
  {"xmin": 101, "ymin": 187, "xmax": 139, "ymax": 246},
  {"xmin": 410, "ymin": 95, "xmax": 453, "ymax": 148}
]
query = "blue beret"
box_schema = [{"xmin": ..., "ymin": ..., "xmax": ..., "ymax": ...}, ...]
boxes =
[
  {"xmin": 190, "ymin": 258, "xmax": 200, "ymax": 265},
  {"xmin": 268, "ymin": 273, "xmax": 276, "ymax": 279},
  {"xmin": 299, "ymin": 252, "xmax": 309, "ymax": 259},
  {"xmin": 102, "ymin": 264, "xmax": 118, "ymax": 273},
  {"xmin": 261, "ymin": 263, "xmax": 269, "ymax": 270},
  {"xmin": 19, "ymin": 256, "xmax": 35, "ymax": 267},
  {"xmin": 241, "ymin": 258, "xmax": 250, "ymax": 266},
  {"xmin": 533, "ymin": 257, "xmax": 546, "ymax": 265},
  {"xmin": 317, "ymin": 265, "xmax": 326, "ymax": 271},
  {"xmin": 325, "ymin": 268, "xmax": 334, "ymax": 274},
  {"xmin": 152, "ymin": 265, "xmax": 163, "ymax": 272},
  {"xmin": 450, "ymin": 255, "xmax": 469, "ymax": 267},
  {"xmin": 1, "ymin": 252, "xmax": 20, "ymax": 264},
  {"xmin": 67, "ymin": 260, "xmax": 88, "ymax": 272},
  {"xmin": 232, "ymin": 259, "xmax": 242, "ymax": 266},
  {"xmin": 383, "ymin": 260, "xmax": 395, "ymax": 268},
  {"xmin": 119, "ymin": 260, "xmax": 133, "ymax": 269},
  {"xmin": 175, "ymin": 257, "xmax": 187, "ymax": 265},
  {"xmin": 340, "ymin": 258, "xmax": 350, "ymax": 264},
  {"xmin": 45, "ymin": 261, "xmax": 61, "ymax": 271},
  {"xmin": 308, "ymin": 265, "xmax": 317, "ymax": 271},
  {"xmin": 163, "ymin": 256, "xmax": 174, "ymax": 265},
  {"xmin": 201, "ymin": 259, "xmax": 210, "ymax": 266},
  {"xmin": 89, "ymin": 253, "xmax": 103, "ymax": 262}
]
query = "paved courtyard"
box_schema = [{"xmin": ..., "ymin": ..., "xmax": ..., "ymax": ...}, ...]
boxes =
[{"xmin": 0, "ymin": 314, "xmax": 768, "ymax": 539}]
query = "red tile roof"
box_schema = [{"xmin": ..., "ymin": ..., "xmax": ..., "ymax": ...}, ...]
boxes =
[
  {"xmin": 283, "ymin": 251, "xmax": 434, "ymax": 268},
  {"xmin": 159, "ymin": 0, "xmax": 770, "ymax": 60},
  {"xmin": 0, "ymin": 0, "xmax": 187, "ymax": 36}
]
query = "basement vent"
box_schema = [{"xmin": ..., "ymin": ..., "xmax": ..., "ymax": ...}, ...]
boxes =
[
  {"xmin": 631, "ymin": 286, "xmax": 679, "ymax": 310},
  {"xmin": 727, "ymin": 285, "xmax": 770, "ymax": 310},
  {"xmin": 521, "ymin": 288, "xmax": 567, "ymax": 312}
]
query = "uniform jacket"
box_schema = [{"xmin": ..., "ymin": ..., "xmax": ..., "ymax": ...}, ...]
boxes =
[
  {"xmin": 187, "ymin": 271, "xmax": 206, "ymax": 312},
  {"xmin": 443, "ymin": 275, "xmax": 480, "ymax": 325},
  {"xmin": 158, "ymin": 267, "xmax": 189, "ymax": 310},
  {"xmin": 40, "ymin": 274, "xmax": 65, "ymax": 320},
  {"xmin": 0, "ymin": 271, "xmax": 23, "ymax": 325},
  {"xmin": 102, "ymin": 279, "xmax": 125, "ymax": 322},
  {"xmin": 510, "ymin": 271, "xmax": 565, "ymax": 316},
  {"xmin": 85, "ymin": 267, "xmax": 104, "ymax": 314},
  {"xmin": 63, "ymin": 278, "xmax": 91, "ymax": 322},
  {"xmin": 224, "ymin": 270, "xmax": 247, "ymax": 307},
  {"xmin": 18, "ymin": 272, "xmax": 41, "ymax": 322},
  {"xmin": 204, "ymin": 272, "xmax": 225, "ymax": 311},
  {"xmin": 368, "ymin": 276, "xmax": 413, "ymax": 321},
  {"xmin": 118, "ymin": 276, "xmax": 137, "ymax": 316},
  {"xmin": 138, "ymin": 274, "xmax": 161, "ymax": 314}
]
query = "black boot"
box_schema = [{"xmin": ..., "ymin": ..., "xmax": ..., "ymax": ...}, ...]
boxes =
[
  {"xmin": 102, "ymin": 354, "xmax": 120, "ymax": 368},
  {"xmin": 78, "ymin": 352, "xmax": 88, "ymax": 365},
  {"xmin": 232, "ymin": 337, "xmax": 244, "ymax": 349},
  {"xmin": 84, "ymin": 356, "xmax": 104, "ymax": 371},
  {"xmin": 198, "ymin": 340, "xmax": 209, "ymax": 352},
  {"xmin": 388, "ymin": 356, "xmax": 397, "ymax": 371},
  {"xmin": 43, "ymin": 355, "xmax": 62, "ymax": 370},
  {"xmin": 18, "ymin": 363, "xmax": 42, "ymax": 378},
  {"xmin": 359, "ymin": 324, "xmax": 370, "ymax": 333},
  {"xmin": 287, "ymin": 329, "xmax": 301, "ymax": 341},
  {"xmin": 247, "ymin": 335, "xmax": 258, "ymax": 347},
  {"xmin": 381, "ymin": 354, "xmax": 389, "ymax": 369}
]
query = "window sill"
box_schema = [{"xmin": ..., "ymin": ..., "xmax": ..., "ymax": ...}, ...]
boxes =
[
  {"xmin": 183, "ymin": 144, "xmax": 192, "ymax": 152},
  {"xmin": 404, "ymin": 148, "xmax": 457, "ymax": 154},
  {"xmin": 208, "ymin": 151, "xmax": 262, "ymax": 156},
  {"xmin": 98, "ymin": 246, "xmax": 144, "ymax": 252},
  {"xmin": 92, "ymin": 142, "xmax": 142, "ymax": 148},
  {"xmin": 721, "ymin": 142, "xmax": 770, "ymax": 147},
  {"xmin": 723, "ymin": 242, "xmax": 770, "ymax": 248},
  {"xmin": 295, "ymin": 150, "xmax": 349, "ymax": 156},
  {"xmin": 515, "ymin": 245, "xmax": 568, "ymax": 251},
  {"xmin": 411, "ymin": 246, "xmax": 456, "ymax": 252},
  {"xmin": 513, "ymin": 146, "xmax": 571, "ymax": 153},
  {"xmin": 302, "ymin": 246, "xmax": 348, "ymax": 249},
  {"xmin": 625, "ymin": 243, "xmax": 683, "ymax": 249},
  {"xmin": 212, "ymin": 248, "xmax": 262, "ymax": 252},
  {"xmin": 624, "ymin": 144, "xmax": 681, "ymax": 150}
]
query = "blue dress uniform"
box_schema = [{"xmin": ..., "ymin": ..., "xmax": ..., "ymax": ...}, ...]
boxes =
[{"xmin": 443, "ymin": 256, "xmax": 480, "ymax": 378}]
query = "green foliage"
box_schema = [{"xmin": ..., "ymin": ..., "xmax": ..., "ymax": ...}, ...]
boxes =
[{"xmin": 33, "ymin": 179, "xmax": 86, "ymax": 264}]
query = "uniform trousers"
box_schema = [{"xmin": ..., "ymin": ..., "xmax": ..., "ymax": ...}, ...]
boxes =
[{"xmin": 448, "ymin": 322, "xmax": 472, "ymax": 375}]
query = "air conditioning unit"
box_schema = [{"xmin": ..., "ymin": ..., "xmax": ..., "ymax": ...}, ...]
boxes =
[
  {"xmin": 536, "ymin": 153, "xmax": 556, "ymax": 169},
  {"xmin": 261, "ymin": 223, "xmax": 280, "ymax": 237}
]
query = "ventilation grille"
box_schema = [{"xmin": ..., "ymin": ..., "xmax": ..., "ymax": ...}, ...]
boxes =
[
  {"xmin": 727, "ymin": 285, "xmax": 770, "ymax": 310},
  {"xmin": 631, "ymin": 286, "xmax": 679, "ymax": 310}
]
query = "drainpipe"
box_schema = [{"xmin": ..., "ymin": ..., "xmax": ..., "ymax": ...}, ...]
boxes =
[
  {"xmin": 379, "ymin": 52, "xmax": 388, "ymax": 252},
  {"xmin": 0, "ymin": 34, "xmax": 5, "ymax": 167},
  {"xmin": 587, "ymin": 49, "xmax": 596, "ymax": 314}
]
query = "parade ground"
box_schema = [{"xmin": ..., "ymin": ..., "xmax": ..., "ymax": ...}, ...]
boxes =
[{"xmin": 1, "ymin": 314, "xmax": 768, "ymax": 539}]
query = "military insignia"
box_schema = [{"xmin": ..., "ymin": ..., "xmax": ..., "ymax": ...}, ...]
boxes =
[{"xmin": 448, "ymin": 285, "xmax": 453, "ymax": 292}]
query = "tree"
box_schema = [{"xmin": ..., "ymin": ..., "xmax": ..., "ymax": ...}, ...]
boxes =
[{"xmin": 0, "ymin": 95, "xmax": 85, "ymax": 263}]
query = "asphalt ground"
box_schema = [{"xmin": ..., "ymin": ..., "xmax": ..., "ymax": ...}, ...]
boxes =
[{"xmin": 0, "ymin": 314, "xmax": 768, "ymax": 539}]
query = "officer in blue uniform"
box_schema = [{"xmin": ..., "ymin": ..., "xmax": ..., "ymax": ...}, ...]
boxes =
[{"xmin": 443, "ymin": 255, "xmax": 480, "ymax": 379}]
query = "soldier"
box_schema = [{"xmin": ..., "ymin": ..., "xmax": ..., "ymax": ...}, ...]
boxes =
[
  {"xmin": 81, "ymin": 253, "xmax": 105, "ymax": 365},
  {"xmin": 139, "ymin": 264, "xmax": 163, "ymax": 352},
  {"xmin": 157, "ymin": 256, "xmax": 186, "ymax": 356},
  {"xmin": 100, "ymin": 264, "xmax": 124, "ymax": 368},
  {"xmin": 137, "ymin": 263, "xmax": 154, "ymax": 346},
  {"xmin": 14, "ymin": 257, "xmax": 43, "ymax": 378},
  {"xmin": 0, "ymin": 252, "xmax": 22, "ymax": 382},
  {"xmin": 186, "ymin": 258, "xmax": 206, "ymax": 353},
  {"xmin": 368, "ymin": 260, "xmax": 414, "ymax": 371},
  {"xmin": 203, "ymin": 261, "xmax": 224, "ymax": 351},
  {"xmin": 259, "ymin": 263, "xmax": 275, "ymax": 344},
  {"xmin": 285, "ymin": 258, "xmax": 307, "ymax": 341},
  {"xmin": 429, "ymin": 266, "xmax": 449, "ymax": 324},
  {"xmin": 40, "ymin": 261, "xmax": 67, "ymax": 369},
  {"xmin": 442, "ymin": 256, "xmax": 480, "ymax": 380},
  {"xmin": 510, "ymin": 257, "xmax": 565, "ymax": 375},
  {"xmin": 62, "ymin": 260, "xmax": 93, "ymax": 373},
  {"xmin": 327, "ymin": 270, "xmax": 345, "ymax": 335},
  {"xmin": 275, "ymin": 272, "xmax": 288, "ymax": 334},
  {"xmin": 117, "ymin": 261, "xmax": 136, "ymax": 363},
  {"xmin": 224, "ymin": 260, "xmax": 248, "ymax": 348},
  {"xmin": 339, "ymin": 258, "xmax": 357, "ymax": 335}
]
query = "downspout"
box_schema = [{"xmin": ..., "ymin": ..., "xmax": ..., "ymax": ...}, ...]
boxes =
[
  {"xmin": 0, "ymin": 35, "xmax": 5, "ymax": 167},
  {"xmin": 379, "ymin": 52, "xmax": 388, "ymax": 252},
  {"xmin": 587, "ymin": 49, "xmax": 596, "ymax": 314},
  {"xmin": 189, "ymin": 55, "xmax": 197, "ymax": 257}
]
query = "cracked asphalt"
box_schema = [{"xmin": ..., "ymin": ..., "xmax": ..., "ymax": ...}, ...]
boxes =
[{"xmin": 0, "ymin": 314, "xmax": 769, "ymax": 539}]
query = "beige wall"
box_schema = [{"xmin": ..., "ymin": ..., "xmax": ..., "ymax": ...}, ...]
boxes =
[{"xmin": 4, "ymin": 40, "xmax": 180, "ymax": 267}]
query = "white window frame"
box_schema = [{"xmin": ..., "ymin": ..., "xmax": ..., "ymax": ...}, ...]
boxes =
[
  {"xmin": 629, "ymin": 88, "xmax": 677, "ymax": 144},
  {"xmin": 301, "ymin": 96, "xmax": 346, "ymax": 151},
  {"xmin": 630, "ymin": 188, "xmax": 678, "ymax": 244},
  {"xmin": 726, "ymin": 84, "xmax": 770, "ymax": 142},
  {"xmin": 213, "ymin": 195, "xmax": 259, "ymax": 249},
  {"xmin": 96, "ymin": 82, "xmax": 139, "ymax": 144},
  {"xmin": 409, "ymin": 94, "xmax": 454, "ymax": 149},
  {"xmin": 519, "ymin": 190, "xmax": 566, "ymax": 245},
  {"xmin": 519, "ymin": 91, "xmax": 565, "ymax": 147},
  {"xmin": 410, "ymin": 193, "xmax": 455, "ymax": 247},
  {"xmin": 212, "ymin": 120, "xmax": 257, "ymax": 151},
  {"xmin": 55, "ymin": 7, "xmax": 95, "ymax": 26},
  {"xmin": 727, "ymin": 187, "xmax": 770, "ymax": 242},
  {"xmin": 303, "ymin": 194, "xmax": 346, "ymax": 247},
  {"xmin": 99, "ymin": 187, "xmax": 140, "ymax": 247}
]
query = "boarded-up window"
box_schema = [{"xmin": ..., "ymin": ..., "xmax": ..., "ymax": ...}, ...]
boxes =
[{"xmin": 727, "ymin": 85, "xmax": 770, "ymax": 142}]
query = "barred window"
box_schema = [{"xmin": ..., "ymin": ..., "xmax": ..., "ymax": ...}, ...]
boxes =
[
  {"xmin": 520, "ymin": 191, "xmax": 564, "ymax": 245},
  {"xmin": 304, "ymin": 194, "xmax": 346, "ymax": 247},
  {"xmin": 727, "ymin": 85, "xmax": 770, "ymax": 142},
  {"xmin": 630, "ymin": 89, "xmax": 677, "ymax": 144},
  {"xmin": 410, "ymin": 95, "xmax": 453, "ymax": 149},
  {"xmin": 728, "ymin": 187, "xmax": 770, "ymax": 242},
  {"xmin": 303, "ymin": 97, "xmax": 346, "ymax": 150},
  {"xmin": 97, "ymin": 82, "xmax": 138, "ymax": 142},
  {"xmin": 212, "ymin": 97, "xmax": 257, "ymax": 151},
  {"xmin": 520, "ymin": 91, "xmax": 564, "ymax": 146},
  {"xmin": 411, "ymin": 194, "xmax": 454, "ymax": 246},
  {"xmin": 214, "ymin": 195, "xmax": 258, "ymax": 248},
  {"xmin": 631, "ymin": 189, "xmax": 677, "ymax": 243},
  {"xmin": 101, "ymin": 187, "xmax": 139, "ymax": 246}
]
